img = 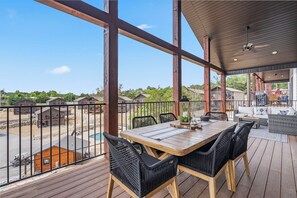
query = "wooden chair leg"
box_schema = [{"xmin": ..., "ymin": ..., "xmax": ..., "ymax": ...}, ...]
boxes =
[
  {"xmin": 171, "ymin": 177, "xmax": 180, "ymax": 198},
  {"xmin": 209, "ymin": 178, "xmax": 217, "ymax": 198},
  {"xmin": 228, "ymin": 160, "xmax": 236, "ymax": 192},
  {"xmin": 243, "ymin": 152, "xmax": 250, "ymax": 177},
  {"xmin": 225, "ymin": 163, "xmax": 232, "ymax": 191},
  {"xmin": 107, "ymin": 174, "xmax": 114, "ymax": 198},
  {"xmin": 230, "ymin": 160, "xmax": 236, "ymax": 192}
]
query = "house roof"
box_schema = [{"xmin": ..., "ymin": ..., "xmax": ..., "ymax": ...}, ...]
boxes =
[
  {"xmin": 33, "ymin": 135, "xmax": 89, "ymax": 155},
  {"xmin": 35, "ymin": 107, "xmax": 66, "ymax": 115},
  {"xmin": 118, "ymin": 96, "xmax": 132, "ymax": 102},
  {"xmin": 134, "ymin": 93, "xmax": 150, "ymax": 99},
  {"xmin": 74, "ymin": 96, "xmax": 99, "ymax": 102},
  {"xmin": 47, "ymin": 97, "xmax": 65, "ymax": 102},
  {"xmin": 211, "ymin": 86, "xmax": 244, "ymax": 93},
  {"xmin": 14, "ymin": 99, "xmax": 36, "ymax": 105}
]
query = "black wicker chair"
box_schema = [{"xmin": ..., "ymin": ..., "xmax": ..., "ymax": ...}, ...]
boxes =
[
  {"xmin": 229, "ymin": 121, "xmax": 254, "ymax": 191},
  {"xmin": 103, "ymin": 132, "xmax": 179, "ymax": 198},
  {"xmin": 205, "ymin": 112, "xmax": 229, "ymax": 121},
  {"xmin": 131, "ymin": 115, "xmax": 157, "ymax": 154},
  {"xmin": 178, "ymin": 124, "xmax": 237, "ymax": 198},
  {"xmin": 132, "ymin": 115, "xmax": 157, "ymax": 128},
  {"xmin": 159, "ymin": 113, "xmax": 177, "ymax": 123}
]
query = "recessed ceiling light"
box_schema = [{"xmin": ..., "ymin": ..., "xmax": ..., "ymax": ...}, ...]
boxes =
[
  {"xmin": 272, "ymin": 51, "xmax": 278, "ymax": 55},
  {"xmin": 233, "ymin": 58, "xmax": 238, "ymax": 62}
]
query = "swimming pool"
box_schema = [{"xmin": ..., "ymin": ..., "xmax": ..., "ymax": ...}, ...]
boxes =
[{"xmin": 90, "ymin": 133, "xmax": 104, "ymax": 141}]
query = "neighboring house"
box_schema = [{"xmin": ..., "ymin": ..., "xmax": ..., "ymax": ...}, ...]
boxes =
[
  {"xmin": 118, "ymin": 96, "xmax": 133, "ymax": 113},
  {"xmin": 46, "ymin": 97, "xmax": 66, "ymax": 106},
  {"xmin": 211, "ymin": 86, "xmax": 245, "ymax": 100},
  {"xmin": 35, "ymin": 107, "xmax": 66, "ymax": 128},
  {"xmin": 33, "ymin": 135, "xmax": 88, "ymax": 173},
  {"xmin": 211, "ymin": 86, "xmax": 245, "ymax": 111},
  {"xmin": 134, "ymin": 93, "xmax": 150, "ymax": 102},
  {"xmin": 74, "ymin": 96, "xmax": 100, "ymax": 111},
  {"xmin": 13, "ymin": 99, "xmax": 36, "ymax": 115},
  {"xmin": 185, "ymin": 88, "xmax": 204, "ymax": 100}
]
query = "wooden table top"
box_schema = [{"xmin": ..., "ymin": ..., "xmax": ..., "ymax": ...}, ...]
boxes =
[{"xmin": 121, "ymin": 120, "xmax": 237, "ymax": 156}]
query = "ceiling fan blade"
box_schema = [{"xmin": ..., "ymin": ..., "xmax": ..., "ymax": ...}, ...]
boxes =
[{"xmin": 254, "ymin": 44, "xmax": 269, "ymax": 48}]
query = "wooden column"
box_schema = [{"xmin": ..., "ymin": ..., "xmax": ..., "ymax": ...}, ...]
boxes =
[
  {"xmin": 173, "ymin": 0, "xmax": 182, "ymax": 117},
  {"xmin": 104, "ymin": 0, "xmax": 118, "ymax": 152},
  {"xmin": 203, "ymin": 36, "xmax": 211, "ymax": 113},
  {"xmin": 246, "ymin": 73, "xmax": 251, "ymax": 106},
  {"xmin": 252, "ymin": 74, "xmax": 256, "ymax": 101},
  {"xmin": 265, "ymin": 83, "xmax": 272, "ymax": 95},
  {"xmin": 221, "ymin": 74, "xmax": 226, "ymax": 112}
]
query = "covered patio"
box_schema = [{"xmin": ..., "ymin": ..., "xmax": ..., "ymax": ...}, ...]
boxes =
[{"xmin": 1, "ymin": 0, "xmax": 297, "ymax": 197}]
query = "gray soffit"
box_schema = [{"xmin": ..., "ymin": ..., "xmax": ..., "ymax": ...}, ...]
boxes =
[
  {"xmin": 182, "ymin": 1, "xmax": 297, "ymax": 72},
  {"xmin": 226, "ymin": 62, "xmax": 297, "ymax": 75}
]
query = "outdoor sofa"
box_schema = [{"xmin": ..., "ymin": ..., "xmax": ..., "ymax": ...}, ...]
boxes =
[{"xmin": 233, "ymin": 106, "xmax": 297, "ymax": 135}]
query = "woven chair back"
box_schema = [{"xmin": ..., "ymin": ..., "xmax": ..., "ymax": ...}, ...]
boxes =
[
  {"xmin": 230, "ymin": 121, "xmax": 254, "ymax": 159},
  {"xmin": 132, "ymin": 115, "xmax": 157, "ymax": 128},
  {"xmin": 205, "ymin": 112, "xmax": 229, "ymax": 121},
  {"xmin": 159, "ymin": 113, "xmax": 177, "ymax": 123}
]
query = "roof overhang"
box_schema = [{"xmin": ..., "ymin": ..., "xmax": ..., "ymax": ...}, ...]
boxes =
[{"xmin": 182, "ymin": 1, "xmax": 297, "ymax": 73}]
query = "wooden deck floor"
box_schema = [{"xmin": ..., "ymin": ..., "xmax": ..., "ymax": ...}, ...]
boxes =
[{"xmin": 1, "ymin": 136, "xmax": 297, "ymax": 198}]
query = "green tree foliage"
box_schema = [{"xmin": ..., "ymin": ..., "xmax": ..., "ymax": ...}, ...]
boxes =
[
  {"xmin": 226, "ymin": 75, "xmax": 247, "ymax": 93},
  {"xmin": 145, "ymin": 86, "xmax": 173, "ymax": 101}
]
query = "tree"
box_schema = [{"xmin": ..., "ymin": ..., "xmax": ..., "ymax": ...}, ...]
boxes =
[
  {"xmin": 63, "ymin": 93, "xmax": 77, "ymax": 102},
  {"xmin": 226, "ymin": 74, "xmax": 247, "ymax": 93},
  {"xmin": 35, "ymin": 92, "xmax": 49, "ymax": 103}
]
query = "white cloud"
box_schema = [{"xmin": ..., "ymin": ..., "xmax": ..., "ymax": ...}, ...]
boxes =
[
  {"xmin": 50, "ymin": 66, "xmax": 71, "ymax": 74},
  {"xmin": 137, "ymin": 24, "xmax": 153, "ymax": 30}
]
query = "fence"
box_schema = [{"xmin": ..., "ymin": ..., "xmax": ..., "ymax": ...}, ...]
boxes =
[{"xmin": 0, "ymin": 104, "xmax": 105, "ymax": 186}]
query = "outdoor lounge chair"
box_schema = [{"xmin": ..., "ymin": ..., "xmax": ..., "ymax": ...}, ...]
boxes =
[
  {"xmin": 178, "ymin": 125, "xmax": 236, "ymax": 198},
  {"xmin": 103, "ymin": 132, "xmax": 179, "ymax": 198},
  {"xmin": 159, "ymin": 113, "xmax": 177, "ymax": 123},
  {"xmin": 228, "ymin": 121, "xmax": 254, "ymax": 191},
  {"xmin": 205, "ymin": 111, "xmax": 229, "ymax": 121}
]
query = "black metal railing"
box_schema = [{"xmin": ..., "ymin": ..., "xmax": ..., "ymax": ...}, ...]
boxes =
[
  {"xmin": 117, "ymin": 101, "xmax": 175, "ymax": 132},
  {"xmin": 0, "ymin": 103, "xmax": 105, "ymax": 186},
  {"xmin": 1, "ymin": 99, "xmax": 296, "ymax": 186}
]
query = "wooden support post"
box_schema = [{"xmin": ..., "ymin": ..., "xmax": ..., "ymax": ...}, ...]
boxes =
[
  {"xmin": 252, "ymin": 74, "xmax": 256, "ymax": 102},
  {"xmin": 104, "ymin": 0, "xmax": 118, "ymax": 158},
  {"xmin": 203, "ymin": 36, "xmax": 211, "ymax": 113},
  {"xmin": 266, "ymin": 83, "xmax": 272, "ymax": 95},
  {"xmin": 173, "ymin": 0, "xmax": 182, "ymax": 117},
  {"xmin": 221, "ymin": 73, "xmax": 226, "ymax": 112},
  {"xmin": 247, "ymin": 73, "xmax": 251, "ymax": 107}
]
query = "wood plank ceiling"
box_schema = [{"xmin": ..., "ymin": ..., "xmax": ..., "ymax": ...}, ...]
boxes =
[{"xmin": 182, "ymin": 1, "xmax": 297, "ymax": 72}]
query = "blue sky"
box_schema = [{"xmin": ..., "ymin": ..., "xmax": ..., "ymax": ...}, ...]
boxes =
[{"xmin": 1, "ymin": 0, "xmax": 214, "ymax": 95}]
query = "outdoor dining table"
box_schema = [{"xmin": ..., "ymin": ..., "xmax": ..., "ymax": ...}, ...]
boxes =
[
  {"xmin": 121, "ymin": 119, "xmax": 238, "ymax": 196},
  {"xmin": 121, "ymin": 120, "xmax": 237, "ymax": 159}
]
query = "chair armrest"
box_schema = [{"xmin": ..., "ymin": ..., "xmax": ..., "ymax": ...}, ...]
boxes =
[
  {"xmin": 132, "ymin": 142, "xmax": 144, "ymax": 154},
  {"xmin": 145, "ymin": 156, "xmax": 177, "ymax": 171}
]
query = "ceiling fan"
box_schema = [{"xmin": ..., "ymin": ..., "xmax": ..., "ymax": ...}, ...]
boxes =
[{"xmin": 234, "ymin": 26, "xmax": 269, "ymax": 56}]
